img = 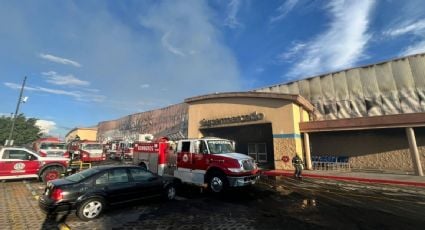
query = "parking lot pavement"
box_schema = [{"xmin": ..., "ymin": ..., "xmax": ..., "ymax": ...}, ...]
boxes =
[
  {"xmin": 0, "ymin": 179, "xmax": 143, "ymax": 230},
  {"xmin": 3, "ymin": 175, "xmax": 425, "ymax": 230},
  {"xmin": 0, "ymin": 180, "xmax": 51, "ymax": 230}
]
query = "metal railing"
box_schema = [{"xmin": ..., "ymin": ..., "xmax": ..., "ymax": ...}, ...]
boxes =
[{"xmin": 311, "ymin": 156, "xmax": 351, "ymax": 171}]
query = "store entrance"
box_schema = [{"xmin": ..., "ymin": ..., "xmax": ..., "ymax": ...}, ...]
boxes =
[{"xmin": 200, "ymin": 123, "xmax": 274, "ymax": 169}]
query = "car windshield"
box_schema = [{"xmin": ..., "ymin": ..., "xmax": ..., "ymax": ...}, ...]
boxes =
[
  {"xmin": 65, "ymin": 167, "xmax": 102, "ymax": 182},
  {"xmin": 207, "ymin": 140, "xmax": 234, "ymax": 154},
  {"xmin": 81, "ymin": 144, "xmax": 102, "ymax": 150},
  {"xmin": 40, "ymin": 143, "xmax": 66, "ymax": 150}
]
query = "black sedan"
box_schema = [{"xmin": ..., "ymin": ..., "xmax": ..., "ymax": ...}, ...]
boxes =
[{"xmin": 38, "ymin": 165, "xmax": 181, "ymax": 221}]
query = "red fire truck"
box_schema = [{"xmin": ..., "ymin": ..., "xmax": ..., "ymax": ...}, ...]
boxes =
[
  {"xmin": 107, "ymin": 140, "xmax": 134, "ymax": 160},
  {"xmin": 133, "ymin": 137, "xmax": 260, "ymax": 193},
  {"xmin": 67, "ymin": 140, "xmax": 106, "ymax": 163},
  {"xmin": 33, "ymin": 137, "xmax": 67, "ymax": 158}
]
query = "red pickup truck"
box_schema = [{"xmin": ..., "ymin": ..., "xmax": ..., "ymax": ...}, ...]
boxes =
[{"xmin": 0, "ymin": 146, "xmax": 70, "ymax": 182}]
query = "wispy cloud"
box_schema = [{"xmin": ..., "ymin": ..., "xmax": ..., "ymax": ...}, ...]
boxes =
[
  {"xmin": 383, "ymin": 19, "xmax": 425, "ymax": 56},
  {"xmin": 401, "ymin": 41, "xmax": 425, "ymax": 56},
  {"xmin": 278, "ymin": 42, "xmax": 306, "ymax": 62},
  {"xmin": 39, "ymin": 53, "xmax": 82, "ymax": 67},
  {"xmin": 282, "ymin": 0, "xmax": 374, "ymax": 79},
  {"xmin": 270, "ymin": 0, "xmax": 298, "ymax": 23},
  {"xmin": 140, "ymin": 84, "xmax": 150, "ymax": 88},
  {"xmin": 161, "ymin": 32, "xmax": 186, "ymax": 57},
  {"xmin": 42, "ymin": 71, "xmax": 90, "ymax": 86},
  {"xmin": 224, "ymin": 0, "xmax": 242, "ymax": 29},
  {"xmin": 4, "ymin": 82, "xmax": 105, "ymax": 102},
  {"xmin": 384, "ymin": 19, "xmax": 425, "ymax": 37}
]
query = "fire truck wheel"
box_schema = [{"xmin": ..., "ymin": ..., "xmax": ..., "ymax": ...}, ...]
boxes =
[
  {"xmin": 77, "ymin": 198, "xmax": 105, "ymax": 221},
  {"xmin": 208, "ymin": 172, "xmax": 228, "ymax": 193},
  {"xmin": 41, "ymin": 166, "xmax": 63, "ymax": 183},
  {"xmin": 164, "ymin": 185, "xmax": 176, "ymax": 200}
]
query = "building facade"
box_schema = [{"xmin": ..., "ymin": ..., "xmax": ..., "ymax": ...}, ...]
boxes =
[
  {"xmin": 255, "ymin": 53, "xmax": 425, "ymax": 175},
  {"xmin": 97, "ymin": 103, "xmax": 188, "ymax": 143},
  {"xmin": 185, "ymin": 92, "xmax": 313, "ymax": 169},
  {"xmin": 97, "ymin": 53, "xmax": 425, "ymax": 175}
]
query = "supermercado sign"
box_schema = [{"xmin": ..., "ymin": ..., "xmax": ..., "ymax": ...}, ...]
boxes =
[{"xmin": 200, "ymin": 112, "xmax": 264, "ymax": 128}]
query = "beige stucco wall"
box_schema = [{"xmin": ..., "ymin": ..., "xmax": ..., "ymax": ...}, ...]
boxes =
[
  {"xmin": 274, "ymin": 138, "xmax": 297, "ymax": 170},
  {"xmin": 188, "ymin": 97, "xmax": 296, "ymax": 137},
  {"xmin": 187, "ymin": 97, "xmax": 309, "ymax": 169},
  {"xmin": 309, "ymin": 128, "xmax": 425, "ymax": 173},
  {"xmin": 349, "ymin": 146, "xmax": 425, "ymax": 173},
  {"xmin": 65, "ymin": 128, "xmax": 98, "ymax": 142}
]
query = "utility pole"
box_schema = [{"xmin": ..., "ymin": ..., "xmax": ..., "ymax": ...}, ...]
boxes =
[{"xmin": 6, "ymin": 76, "xmax": 27, "ymax": 146}]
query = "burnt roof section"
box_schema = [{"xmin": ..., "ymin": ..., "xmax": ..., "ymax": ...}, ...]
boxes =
[{"xmin": 184, "ymin": 91, "xmax": 314, "ymax": 112}]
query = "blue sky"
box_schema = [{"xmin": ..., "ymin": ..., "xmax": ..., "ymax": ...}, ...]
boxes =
[{"xmin": 1, "ymin": 0, "xmax": 425, "ymax": 138}]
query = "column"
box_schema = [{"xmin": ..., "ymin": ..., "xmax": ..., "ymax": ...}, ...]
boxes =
[
  {"xmin": 303, "ymin": 133, "xmax": 312, "ymax": 170},
  {"xmin": 406, "ymin": 127, "xmax": 424, "ymax": 176}
]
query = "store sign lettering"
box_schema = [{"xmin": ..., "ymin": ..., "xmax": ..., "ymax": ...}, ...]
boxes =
[{"xmin": 200, "ymin": 112, "xmax": 264, "ymax": 128}]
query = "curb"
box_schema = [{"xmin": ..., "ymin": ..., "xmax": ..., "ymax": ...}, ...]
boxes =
[{"xmin": 262, "ymin": 170, "xmax": 425, "ymax": 187}]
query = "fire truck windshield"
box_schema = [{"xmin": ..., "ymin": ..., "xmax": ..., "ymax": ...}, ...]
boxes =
[
  {"xmin": 207, "ymin": 140, "xmax": 234, "ymax": 154},
  {"xmin": 81, "ymin": 144, "xmax": 102, "ymax": 150},
  {"xmin": 40, "ymin": 143, "xmax": 66, "ymax": 150}
]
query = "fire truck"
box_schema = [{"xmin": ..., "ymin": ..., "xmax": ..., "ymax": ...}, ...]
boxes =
[
  {"xmin": 107, "ymin": 140, "xmax": 134, "ymax": 160},
  {"xmin": 67, "ymin": 139, "xmax": 106, "ymax": 163},
  {"xmin": 33, "ymin": 137, "xmax": 67, "ymax": 158},
  {"xmin": 132, "ymin": 137, "xmax": 260, "ymax": 193}
]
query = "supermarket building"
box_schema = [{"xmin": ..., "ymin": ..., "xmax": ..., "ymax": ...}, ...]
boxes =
[{"xmin": 97, "ymin": 53, "xmax": 425, "ymax": 176}]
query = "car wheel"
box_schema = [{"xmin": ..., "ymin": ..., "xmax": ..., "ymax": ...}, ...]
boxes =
[
  {"xmin": 77, "ymin": 198, "xmax": 104, "ymax": 221},
  {"xmin": 164, "ymin": 185, "xmax": 176, "ymax": 200},
  {"xmin": 41, "ymin": 166, "xmax": 62, "ymax": 183},
  {"xmin": 208, "ymin": 172, "xmax": 227, "ymax": 193}
]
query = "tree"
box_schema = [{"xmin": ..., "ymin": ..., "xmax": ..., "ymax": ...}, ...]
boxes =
[{"xmin": 0, "ymin": 114, "xmax": 42, "ymax": 146}]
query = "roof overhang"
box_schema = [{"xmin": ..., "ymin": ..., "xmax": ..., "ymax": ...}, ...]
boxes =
[{"xmin": 300, "ymin": 112, "xmax": 425, "ymax": 132}]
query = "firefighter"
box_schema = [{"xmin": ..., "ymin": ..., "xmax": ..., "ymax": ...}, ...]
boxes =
[{"xmin": 292, "ymin": 154, "xmax": 304, "ymax": 179}]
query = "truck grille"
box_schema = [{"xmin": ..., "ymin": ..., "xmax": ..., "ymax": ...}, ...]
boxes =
[
  {"xmin": 47, "ymin": 151, "xmax": 65, "ymax": 157},
  {"xmin": 91, "ymin": 153, "xmax": 102, "ymax": 157},
  {"xmin": 242, "ymin": 160, "xmax": 255, "ymax": 170}
]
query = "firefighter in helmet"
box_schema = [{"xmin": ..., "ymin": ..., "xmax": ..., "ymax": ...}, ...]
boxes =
[{"xmin": 292, "ymin": 154, "xmax": 304, "ymax": 179}]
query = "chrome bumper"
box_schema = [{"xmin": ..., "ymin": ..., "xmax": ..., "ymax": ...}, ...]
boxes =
[{"xmin": 227, "ymin": 174, "xmax": 260, "ymax": 187}]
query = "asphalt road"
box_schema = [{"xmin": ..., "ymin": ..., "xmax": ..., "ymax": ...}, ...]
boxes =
[{"xmin": 2, "ymin": 160, "xmax": 425, "ymax": 230}]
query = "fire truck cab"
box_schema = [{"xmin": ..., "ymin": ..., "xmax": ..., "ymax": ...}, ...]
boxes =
[
  {"xmin": 107, "ymin": 140, "xmax": 134, "ymax": 160},
  {"xmin": 133, "ymin": 137, "xmax": 260, "ymax": 193},
  {"xmin": 33, "ymin": 137, "xmax": 67, "ymax": 158},
  {"xmin": 67, "ymin": 140, "xmax": 106, "ymax": 163}
]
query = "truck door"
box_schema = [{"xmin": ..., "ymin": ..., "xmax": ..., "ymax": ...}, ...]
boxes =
[
  {"xmin": 177, "ymin": 141, "xmax": 192, "ymax": 169},
  {"xmin": 192, "ymin": 140, "xmax": 209, "ymax": 171},
  {"xmin": 0, "ymin": 149, "xmax": 39, "ymax": 176}
]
